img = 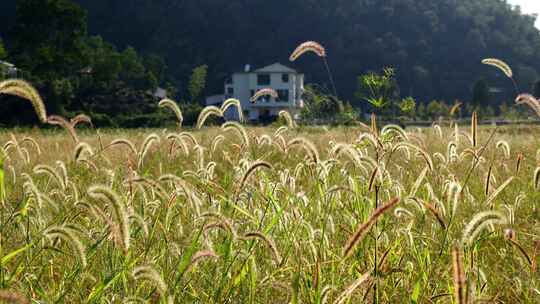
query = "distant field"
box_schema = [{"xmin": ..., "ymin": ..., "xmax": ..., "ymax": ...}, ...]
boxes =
[{"xmin": 1, "ymin": 124, "xmax": 539, "ymax": 303}]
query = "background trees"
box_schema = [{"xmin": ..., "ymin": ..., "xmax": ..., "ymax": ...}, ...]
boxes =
[
  {"xmin": 0, "ymin": 39, "xmax": 7, "ymax": 80},
  {"xmin": 0, "ymin": 39, "xmax": 7, "ymax": 60},
  {"xmin": 1, "ymin": 0, "xmax": 540, "ymax": 126},
  {"xmin": 65, "ymin": 0, "xmax": 540, "ymax": 104},
  {"xmin": 188, "ymin": 65, "xmax": 208, "ymax": 105},
  {"xmin": 0, "ymin": 0, "xmax": 170, "ymax": 126}
]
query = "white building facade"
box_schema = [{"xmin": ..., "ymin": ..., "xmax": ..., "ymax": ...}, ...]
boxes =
[
  {"xmin": 206, "ymin": 63, "xmax": 304, "ymax": 122},
  {"xmin": 0, "ymin": 61, "xmax": 18, "ymax": 78}
]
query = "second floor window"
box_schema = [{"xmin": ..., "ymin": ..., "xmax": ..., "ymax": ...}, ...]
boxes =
[
  {"xmin": 277, "ymin": 89, "xmax": 289, "ymax": 102},
  {"xmin": 227, "ymin": 87, "xmax": 234, "ymax": 95},
  {"xmin": 257, "ymin": 74, "xmax": 270, "ymax": 85},
  {"xmin": 282, "ymin": 74, "xmax": 289, "ymax": 83}
]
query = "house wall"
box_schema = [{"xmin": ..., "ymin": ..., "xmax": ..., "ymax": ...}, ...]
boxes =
[
  {"xmin": 222, "ymin": 73, "xmax": 250, "ymax": 120},
  {"xmin": 219, "ymin": 66, "xmax": 304, "ymax": 122},
  {"xmin": 0, "ymin": 65, "xmax": 17, "ymax": 78}
]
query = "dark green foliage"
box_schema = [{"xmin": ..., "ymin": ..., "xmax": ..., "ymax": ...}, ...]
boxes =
[
  {"xmin": 0, "ymin": 0, "xmax": 170, "ymax": 126},
  {"xmin": 181, "ymin": 102, "xmax": 204, "ymax": 126},
  {"xmin": 355, "ymin": 68, "xmax": 399, "ymax": 114},
  {"xmin": 300, "ymin": 85, "xmax": 357, "ymax": 125},
  {"xmin": 0, "ymin": 38, "xmax": 7, "ymax": 59},
  {"xmin": 80, "ymin": 35, "xmax": 122, "ymax": 88},
  {"xmin": 426, "ymin": 100, "xmax": 449, "ymax": 120},
  {"xmin": 188, "ymin": 65, "xmax": 208, "ymax": 104},
  {"xmin": 471, "ymin": 79, "xmax": 491, "ymax": 108},
  {"xmin": 143, "ymin": 54, "xmax": 167, "ymax": 84},
  {"xmin": 68, "ymin": 0, "xmax": 540, "ymax": 104},
  {"xmin": 120, "ymin": 47, "xmax": 146, "ymax": 89},
  {"xmin": 0, "ymin": 39, "xmax": 7, "ymax": 80},
  {"xmin": 1, "ymin": 0, "xmax": 540, "ymax": 126},
  {"xmin": 533, "ymin": 80, "xmax": 540, "ymax": 98},
  {"xmin": 399, "ymin": 96, "xmax": 416, "ymax": 120},
  {"xmin": 10, "ymin": 0, "xmax": 88, "ymax": 78},
  {"xmin": 499, "ymin": 102, "xmax": 527, "ymax": 120}
]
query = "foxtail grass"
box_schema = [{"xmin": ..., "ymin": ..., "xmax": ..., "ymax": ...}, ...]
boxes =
[
  {"xmin": 462, "ymin": 211, "xmax": 507, "ymax": 245},
  {"xmin": 250, "ymin": 88, "xmax": 278, "ymax": 103},
  {"xmin": 87, "ymin": 185, "xmax": 130, "ymax": 252},
  {"xmin": 0, "ymin": 79, "xmax": 47, "ymax": 123},
  {"xmin": 196, "ymin": 106, "xmax": 223, "ymax": 129},
  {"xmin": 159, "ymin": 98, "xmax": 184, "ymax": 126},
  {"xmin": 451, "ymin": 245, "xmax": 467, "ymax": 304},
  {"xmin": 289, "ymin": 41, "xmax": 326, "ymax": 61},
  {"xmin": 343, "ymin": 197, "xmax": 400, "ymax": 258},
  {"xmin": 333, "ymin": 272, "xmax": 371, "ymax": 304},
  {"xmin": 221, "ymin": 98, "xmax": 244, "ymax": 122}
]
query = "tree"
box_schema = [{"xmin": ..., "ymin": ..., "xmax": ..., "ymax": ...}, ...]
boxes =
[
  {"xmin": 355, "ymin": 67, "xmax": 399, "ymax": 114},
  {"xmin": 145, "ymin": 71, "xmax": 158, "ymax": 91},
  {"xmin": 8, "ymin": 0, "xmax": 88, "ymax": 114},
  {"xmin": 0, "ymin": 38, "xmax": 6, "ymax": 80},
  {"xmin": 70, "ymin": 0, "xmax": 540, "ymax": 107},
  {"xmin": 0, "ymin": 0, "xmax": 171, "ymax": 126},
  {"xmin": 417, "ymin": 103, "xmax": 427, "ymax": 120},
  {"xmin": 120, "ymin": 46, "xmax": 145, "ymax": 87},
  {"xmin": 426, "ymin": 100, "xmax": 448, "ymax": 120},
  {"xmin": 302, "ymin": 85, "xmax": 340, "ymax": 120},
  {"xmin": 81, "ymin": 35, "xmax": 122, "ymax": 89},
  {"xmin": 399, "ymin": 96, "xmax": 416, "ymax": 119},
  {"xmin": 499, "ymin": 102, "xmax": 525, "ymax": 120},
  {"xmin": 4, "ymin": 0, "xmax": 540, "ymax": 126},
  {"xmin": 165, "ymin": 82, "xmax": 178, "ymax": 100},
  {"xmin": 188, "ymin": 65, "xmax": 208, "ymax": 103},
  {"xmin": 143, "ymin": 54, "xmax": 167, "ymax": 84},
  {"xmin": 300, "ymin": 85, "xmax": 355, "ymax": 124},
  {"xmin": 532, "ymin": 80, "xmax": 540, "ymax": 98},
  {"xmin": 518, "ymin": 66, "xmax": 538, "ymax": 90},
  {"xmin": 0, "ymin": 38, "xmax": 6, "ymax": 59},
  {"xmin": 10, "ymin": 0, "xmax": 88, "ymax": 78},
  {"xmin": 471, "ymin": 79, "xmax": 490, "ymax": 108}
]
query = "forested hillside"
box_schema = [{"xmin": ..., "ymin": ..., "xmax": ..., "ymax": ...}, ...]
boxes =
[
  {"xmin": 1, "ymin": 0, "xmax": 540, "ymax": 125},
  {"xmin": 74, "ymin": 0, "xmax": 540, "ymax": 100}
]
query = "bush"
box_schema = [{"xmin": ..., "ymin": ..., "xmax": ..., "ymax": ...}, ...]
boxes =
[{"xmin": 300, "ymin": 85, "xmax": 358, "ymax": 125}]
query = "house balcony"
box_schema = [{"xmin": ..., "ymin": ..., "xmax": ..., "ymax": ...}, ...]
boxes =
[{"xmin": 250, "ymin": 100, "xmax": 296, "ymax": 108}]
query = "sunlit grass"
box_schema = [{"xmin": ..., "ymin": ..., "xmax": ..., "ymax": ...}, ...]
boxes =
[{"xmin": 0, "ymin": 123, "xmax": 539, "ymax": 303}]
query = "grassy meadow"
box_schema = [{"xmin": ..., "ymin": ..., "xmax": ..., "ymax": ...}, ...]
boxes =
[{"xmin": 0, "ymin": 122, "xmax": 539, "ymax": 303}]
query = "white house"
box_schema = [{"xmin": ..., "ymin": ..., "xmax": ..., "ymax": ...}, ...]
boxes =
[
  {"xmin": 0, "ymin": 61, "xmax": 18, "ymax": 78},
  {"xmin": 153, "ymin": 87, "xmax": 168, "ymax": 99},
  {"xmin": 206, "ymin": 63, "xmax": 304, "ymax": 122}
]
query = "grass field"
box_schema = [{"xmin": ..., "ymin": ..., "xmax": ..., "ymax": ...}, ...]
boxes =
[{"xmin": 1, "ymin": 123, "xmax": 539, "ymax": 303}]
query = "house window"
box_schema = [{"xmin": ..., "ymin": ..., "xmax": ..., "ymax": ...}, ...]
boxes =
[
  {"xmin": 257, "ymin": 74, "xmax": 270, "ymax": 85},
  {"xmin": 227, "ymin": 87, "xmax": 234, "ymax": 95},
  {"xmin": 250, "ymin": 90, "xmax": 255, "ymax": 97},
  {"xmin": 282, "ymin": 74, "xmax": 289, "ymax": 83},
  {"xmin": 277, "ymin": 89, "xmax": 289, "ymax": 102}
]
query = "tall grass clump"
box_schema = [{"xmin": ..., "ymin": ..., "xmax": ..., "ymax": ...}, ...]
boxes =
[
  {"xmin": 159, "ymin": 98, "xmax": 184, "ymax": 127},
  {"xmin": 1, "ymin": 74, "xmax": 540, "ymax": 302},
  {"xmin": 0, "ymin": 79, "xmax": 47, "ymax": 122}
]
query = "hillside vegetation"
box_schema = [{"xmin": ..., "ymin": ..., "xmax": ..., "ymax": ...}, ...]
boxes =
[
  {"xmin": 74, "ymin": 0, "xmax": 540, "ymax": 102},
  {"xmin": 1, "ymin": 0, "xmax": 540, "ymax": 127}
]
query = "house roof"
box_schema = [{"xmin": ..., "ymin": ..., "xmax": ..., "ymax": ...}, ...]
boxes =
[
  {"xmin": 233, "ymin": 62, "xmax": 300, "ymax": 74},
  {"xmin": 254, "ymin": 63, "xmax": 297, "ymax": 73},
  {"xmin": 0, "ymin": 60, "xmax": 15, "ymax": 68},
  {"xmin": 153, "ymin": 87, "xmax": 167, "ymax": 99}
]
